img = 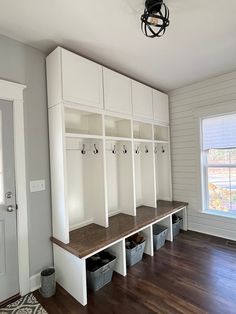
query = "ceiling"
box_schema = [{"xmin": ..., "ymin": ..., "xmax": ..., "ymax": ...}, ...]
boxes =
[{"xmin": 0, "ymin": 0, "xmax": 236, "ymax": 91}]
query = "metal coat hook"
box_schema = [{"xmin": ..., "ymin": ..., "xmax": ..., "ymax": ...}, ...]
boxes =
[
  {"xmin": 135, "ymin": 146, "xmax": 140, "ymax": 154},
  {"xmin": 112, "ymin": 145, "xmax": 116, "ymax": 154},
  {"xmin": 123, "ymin": 145, "xmax": 127, "ymax": 154},
  {"xmin": 145, "ymin": 145, "xmax": 149, "ymax": 153},
  {"xmin": 162, "ymin": 146, "xmax": 165, "ymax": 153},
  {"xmin": 154, "ymin": 146, "xmax": 158, "ymax": 154},
  {"xmin": 93, "ymin": 144, "xmax": 99, "ymax": 154},
  {"xmin": 81, "ymin": 144, "xmax": 86, "ymax": 155}
]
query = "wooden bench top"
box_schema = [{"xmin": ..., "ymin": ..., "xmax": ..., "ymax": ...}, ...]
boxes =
[{"xmin": 51, "ymin": 200, "xmax": 188, "ymax": 259}]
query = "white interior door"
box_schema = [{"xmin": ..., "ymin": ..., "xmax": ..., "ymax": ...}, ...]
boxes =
[{"xmin": 0, "ymin": 99, "xmax": 19, "ymax": 303}]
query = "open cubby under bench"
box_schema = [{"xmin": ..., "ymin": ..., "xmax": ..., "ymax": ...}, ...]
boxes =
[{"xmin": 51, "ymin": 200, "xmax": 188, "ymax": 306}]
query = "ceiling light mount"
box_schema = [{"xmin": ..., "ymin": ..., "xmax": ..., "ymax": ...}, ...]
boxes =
[{"xmin": 141, "ymin": 0, "xmax": 170, "ymax": 38}]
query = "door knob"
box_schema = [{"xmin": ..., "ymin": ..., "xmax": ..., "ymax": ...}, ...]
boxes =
[{"xmin": 7, "ymin": 205, "xmax": 15, "ymax": 212}]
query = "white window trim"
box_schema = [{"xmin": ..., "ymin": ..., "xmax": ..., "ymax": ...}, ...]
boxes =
[
  {"xmin": 194, "ymin": 100, "xmax": 236, "ymax": 215},
  {"xmin": 0, "ymin": 79, "xmax": 30, "ymax": 296}
]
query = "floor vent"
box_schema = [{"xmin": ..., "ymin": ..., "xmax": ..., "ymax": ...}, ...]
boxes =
[{"xmin": 225, "ymin": 240, "xmax": 236, "ymax": 248}]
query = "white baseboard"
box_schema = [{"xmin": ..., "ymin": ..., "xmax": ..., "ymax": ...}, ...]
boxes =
[
  {"xmin": 30, "ymin": 266, "xmax": 55, "ymax": 292},
  {"xmin": 30, "ymin": 273, "xmax": 41, "ymax": 292}
]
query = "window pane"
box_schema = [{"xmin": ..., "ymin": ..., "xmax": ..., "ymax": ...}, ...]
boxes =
[
  {"xmin": 208, "ymin": 167, "xmax": 230, "ymax": 212},
  {"xmin": 230, "ymin": 168, "xmax": 236, "ymax": 214},
  {"xmin": 207, "ymin": 149, "xmax": 230, "ymax": 164}
]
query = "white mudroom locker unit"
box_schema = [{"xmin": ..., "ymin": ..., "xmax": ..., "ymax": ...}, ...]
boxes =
[{"xmin": 46, "ymin": 47, "xmax": 187, "ymax": 306}]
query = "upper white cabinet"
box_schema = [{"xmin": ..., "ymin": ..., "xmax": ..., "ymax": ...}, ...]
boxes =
[
  {"xmin": 46, "ymin": 47, "xmax": 103, "ymax": 109},
  {"xmin": 153, "ymin": 90, "xmax": 169, "ymax": 124},
  {"xmin": 132, "ymin": 81, "xmax": 153, "ymax": 120},
  {"xmin": 103, "ymin": 68, "xmax": 132, "ymax": 115},
  {"xmin": 47, "ymin": 47, "xmax": 169, "ymax": 124}
]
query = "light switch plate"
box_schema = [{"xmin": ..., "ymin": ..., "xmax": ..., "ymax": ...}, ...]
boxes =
[{"xmin": 30, "ymin": 180, "xmax": 46, "ymax": 192}]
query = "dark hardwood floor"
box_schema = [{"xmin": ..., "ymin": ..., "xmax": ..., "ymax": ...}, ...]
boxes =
[{"xmin": 34, "ymin": 231, "xmax": 236, "ymax": 314}]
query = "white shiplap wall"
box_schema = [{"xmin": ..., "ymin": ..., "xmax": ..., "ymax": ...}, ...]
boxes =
[{"xmin": 169, "ymin": 71, "xmax": 236, "ymax": 240}]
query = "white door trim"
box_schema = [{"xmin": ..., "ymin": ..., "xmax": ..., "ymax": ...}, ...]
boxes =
[{"xmin": 0, "ymin": 79, "xmax": 30, "ymax": 296}]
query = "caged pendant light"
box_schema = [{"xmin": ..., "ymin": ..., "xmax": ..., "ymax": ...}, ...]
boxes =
[{"xmin": 141, "ymin": 0, "xmax": 170, "ymax": 38}]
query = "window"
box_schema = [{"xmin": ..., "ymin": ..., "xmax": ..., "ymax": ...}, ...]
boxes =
[{"xmin": 201, "ymin": 113, "xmax": 236, "ymax": 216}]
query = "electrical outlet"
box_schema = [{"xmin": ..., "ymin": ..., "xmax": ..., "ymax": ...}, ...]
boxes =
[{"xmin": 30, "ymin": 180, "xmax": 46, "ymax": 192}]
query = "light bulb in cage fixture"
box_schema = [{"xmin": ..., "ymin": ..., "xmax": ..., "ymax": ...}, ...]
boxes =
[{"xmin": 141, "ymin": 0, "xmax": 170, "ymax": 38}]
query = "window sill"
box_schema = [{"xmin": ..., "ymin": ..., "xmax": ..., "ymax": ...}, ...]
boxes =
[{"xmin": 203, "ymin": 209, "xmax": 236, "ymax": 220}]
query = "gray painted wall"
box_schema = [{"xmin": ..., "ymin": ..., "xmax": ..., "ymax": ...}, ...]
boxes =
[{"xmin": 0, "ymin": 34, "xmax": 52, "ymax": 276}]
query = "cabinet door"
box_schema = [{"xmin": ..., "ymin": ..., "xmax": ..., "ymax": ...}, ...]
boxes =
[
  {"xmin": 103, "ymin": 68, "xmax": 132, "ymax": 115},
  {"xmin": 61, "ymin": 49, "xmax": 103, "ymax": 109},
  {"xmin": 132, "ymin": 81, "xmax": 153, "ymax": 119},
  {"xmin": 153, "ymin": 90, "xmax": 169, "ymax": 124}
]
